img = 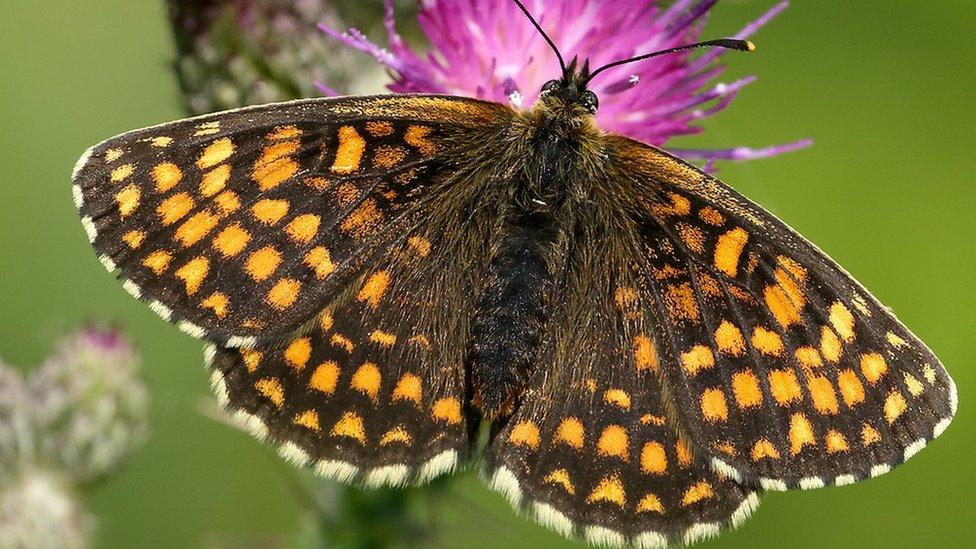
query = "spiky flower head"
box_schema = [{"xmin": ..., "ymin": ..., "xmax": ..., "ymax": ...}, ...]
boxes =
[
  {"xmin": 0, "ymin": 469, "xmax": 93, "ymax": 549},
  {"xmin": 28, "ymin": 327, "xmax": 149, "ymax": 485},
  {"xmin": 321, "ymin": 0, "xmax": 810, "ymax": 163},
  {"xmin": 0, "ymin": 364, "xmax": 33, "ymax": 481}
]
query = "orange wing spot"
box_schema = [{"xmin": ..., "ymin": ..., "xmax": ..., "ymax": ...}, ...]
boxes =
[
  {"xmin": 825, "ymin": 430, "xmax": 849, "ymax": 453},
  {"xmin": 340, "ymin": 198, "xmax": 383, "ymax": 237},
  {"xmin": 407, "ymin": 236, "xmax": 431, "ymax": 257},
  {"xmin": 268, "ymin": 125, "xmax": 302, "ymax": 140},
  {"xmin": 820, "ymin": 325, "xmax": 843, "ymax": 363},
  {"xmin": 587, "ymin": 475, "xmax": 626, "ymax": 508},
  {"xmin": 715, "ymin": 320, "xmax": 746, "ymax": 356},
  {"xmin": 122, "ymin": 230, "xmax": 146, "ymax": 249},
  {"xmin": 152, "ymin": 162, "xmax": 182, "ymax": 192},
  {"xmin": 245, "ymin": 246, "xmax": 282, "ymax": 282},
  {"xmin": 860, "ymin": 352, "xmax": 888, "ymax": 384},
  {"xmin": 769, "ymin": 369, "xmax": 802, "ymax": 405},
  {"xmin": 304, "ymin": 176, "xmax": 331, "ymax": 190},
  {"xmin": 676, "ymin": 222, "xmax": 706, "ymax": 253},
  {"xmin": 212, "ymin": 223, "xmax": 251, "ymax": 257},
  {"xmin": 201, "ymin": 291, "xmax": 229, "ymax": 318},
  {"xmin": 886, "ymin": 331, "xmax": 908, "ymax": 348},
  {"xmin": 304, "ymin": 246, "xmax": 335, "ymax": 278},
  {"xmin": 379, "ymin": 427, "xmax": 412, "ymax": 446},
  {"xmin": 923, "ymin": 364, "xmax": 938, "ymax": 384},
  {"xmin": 200, "ymin": 164, "xmax": 231, "ymax": 196},
  {"xmin": 357, "ymin": 271, "xmax": 390, "ymax": 308},
  {"xmin": 713, "ymin": 227, "xmax": 749, "ymax": 277},
  {"xmin": 508, "ymin": 421, "xmax": 541, "ymax": 450},
  {"xmin": 392, "ymin": 373, "xmax": 422, "ymax": 406},
  {"xmin": 698, "ymin": 272, "xmax": 722, "ymax": 297},
  {"xmin": 408, "ymin": 334, "xmax": 430, "ymax": 349},
  {"xmin": 664, "ymin": 282, "xmax": 700, "ymax": 322},
  {"xmin": 639, "ymin": 414, "xmax": 666, "ymax": 426},
  {"xmin": 197, "ymin": 138, "xmax": 234, "ymax": 169},
  {"xmin": 603, "ymin": 389, "xmax": 631, "ymax": 410},
  {"xmin": 213, "ymin": 190, "xmax": 240, "ymax": 214},
  {"xmin": 104, "ymin": 148, "xmax": 124, "ymax": 162},
  {"xmin": 829, "ymin": 302, "xmax": 856, "ymax": 342},
  {"xmin": 330, "ymin": 333, "xmax": 354, "ymax": 353},
  {"xmin": 252, "ymin": 140, "xmax": 300, "ymax": 191},
  {"xmin": 700, "ymin": 388, "xmax": 729, "ymax": 422},
  {"xmin": 636, "ymin": 493, "xmax": 664, "ymax": 514},
  {"xmin": 331, "ymin": 411, "xmax": 366, "ymax": 444},
  {"xmin": 634, "ymin": 335, "xmax": 659, "ymax": 372},
  {"xmin": 680, "ymin": 345, "xmax": 715, "ymax": 376},
  {"xmin": 369, "ymin": 330, "xmax": 396, "ymax": 347},
  {"xmin": 251, "ymin": 199, "xmax": 289, "ymax": 225},
  {"xmin": 596, "ymin": 425, "xmax": 629, "ymax": 460},
  {"xmin": 157, "ymin": 192, "xmax": 195, "ymax": 225},
  {"xmin": 795, "ymin": 346, "xmax": 823, "ymax": 369},
  {"xmin": 334, "ymin": 182, "xmax": 360, "ymax": 207},
  {"xmin": 554, "ymin": 417, "xmax": 585, "ymax": 449},
  {"xmin": 676, "ymin": 437, "xmax": 693, "ymax": 467},
  {"xmin": 142, "ymin": 250, "xmax": 172, "ymax": 275},
  {"xmin": 283, "ymin": 337, "xmax": 312, "ymax": 371},
  {"xmin": 698, "ymin": 206, "xmax": 725, "ymax": 226},
  {"xmin": 751, "ymin": 326, "xmax": 784, "ymax": 356},
  {"xmin": 351, "ymin": 362, "xmax": 382, "ymax": 401},
  {"xmin": 807, "ymin": 375, "xmax": 839, "ymax": 415},
  {"xmin": 331, "ymin": 126, "xmax": 366, "ymax": 174},
  {"xmin": 764, "ymin": 283, "xmax": 802, "ymax": 329},
  {"xmin": 294, "ymin": 410, "xmax": 320, "ymax": 431},
  {"xmin": 861, "ymin": 423, "xmax": 882, "ymax": 445},
  {"xmin": 765, "ymin": 257, "xmax": 808, "ymax": 329},
  {"xmin": 114, "ymin": 184, "xmax": 141, "ymax": 218},
  {"xmin": 432, "ymin": 398, "xmax": 462, "ymax": 425},
  {"xmin": 110, "ymin": 163, "xmax": 134, "ymax": 182},
  {"xmin": 904, "ymin": 373, "xmax": 925, "ymax": 397},
  {"xmin": 651, "ymin": 192, "xmax": 691, "ymax": 217},
  {"xmin": 614, "ymin": 286, "xmax": 638, "ymax": 311},
  {"xmin": 175, "ymin": 210, "xmax": 219, "ymax": 247},
  {"xmin": 712, "ymin": 441, "xmax": 734, "ymax": 457},
  {"xmin": 365, "ymin": 121, "xmax": 394, "ymax": 137},
  {"xmin": 884, "ymin": 390, "xmax": 908, "ymax": 423},
  {"xmin": 788, "ymin": 413, "xmax": 816, "ymax": 455},
  {"xmin": 240, "ymin": 350, "xmax": 262, "ymax": 373},
  {"xmin": 751, "ymin": 438, "xmax": 781, "ymax": 461},
  {"xmin": 681, "ymin": 481, "xmax": 714, "ymax": 506},
  {"xmin": 584, "ymin": 378, "xmax": 597, "ymax": 393},
  {"xmin": 640, "ymin": 442, "xmax": 667, "ymax": 475},
  {"xmin": 404, "ymin": 124, "xmax": 437, "ymax": 156},
  {"xmin": 309, "ymin": 361, "xmax": 340, "ymax": 394},
  {"xmin": 837, "ymin": 369, "xmax": 865, "ymax": 407},
  {"xmin": 150, "ymin": 136, "xmax": 172, "ymax": 147},
  {"xmin": 372, "ymin": 145, "xmax": 408, "ymax": 169},
  {"xmin": 285, "ymin": 214, "xmax": 321, "ymax": 244},
  {"xmin": 255, "ymin": 377, "xmax": 284, "ymax": 408},
  {"xmin": 267, "ymin": 278, "xmax": 300, "ymax": 310},
  {"xmin": 544, "ymin": 469, "xmax": 576, "ymax": 495},
  {"xmin": 732, "ymin": 370, "xmax": 763, "ymax": 409},
  {"xmin": 174, "ymin": 256, "xmax": 209, "ymax": 295}
]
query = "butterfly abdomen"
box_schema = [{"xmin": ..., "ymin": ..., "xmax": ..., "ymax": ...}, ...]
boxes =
[{"xmin": 469, "ymin": 210, "xmax": 562, "ymax": 420}]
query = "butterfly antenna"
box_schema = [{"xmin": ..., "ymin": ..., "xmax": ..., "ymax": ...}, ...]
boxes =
[
  {"xmin": 511, "ymin": 0, "xmax": 566, "ymax": 76},
  {"xmin": 584, "ymin": 38, "xmax": 755, "ymax": 86}
]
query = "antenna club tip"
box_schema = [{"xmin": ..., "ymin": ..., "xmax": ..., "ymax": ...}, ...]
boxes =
[{"xmin": 745, "ymin": 41, "xmax": 757, "ymax": 52}]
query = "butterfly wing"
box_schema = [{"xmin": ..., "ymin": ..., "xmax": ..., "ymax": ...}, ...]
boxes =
[
  {"xmin": 607, "ymin": 135, "xmax": 957, "ymax": 490},
  {"xmin": 483, "ymin": 203, "xmax": 759, "ymax": 545},
  {"xmin": 207, "ymin": 216, "xmax": 489, "ymax": 485},
  {"xmin": 73, "ymin": 95, "xmax": 510, "ymax": 346}
]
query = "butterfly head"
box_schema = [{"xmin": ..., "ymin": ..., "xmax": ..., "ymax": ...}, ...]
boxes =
[{"xmin": 538, "ymin": 57, "xmax": 600, "ymax": 116}]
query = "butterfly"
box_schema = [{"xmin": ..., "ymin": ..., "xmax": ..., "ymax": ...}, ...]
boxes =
[{"xmin": 72, "ymin": 2, "xmax": 955, "ymax": 546}]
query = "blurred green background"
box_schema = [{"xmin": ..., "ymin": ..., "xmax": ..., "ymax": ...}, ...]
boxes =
[{"xmin": 1, "ymin": 0, "xmax": 973, "ymax": 547}]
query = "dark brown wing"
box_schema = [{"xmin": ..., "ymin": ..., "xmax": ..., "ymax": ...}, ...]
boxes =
[
  {"xmin": 607, "ymin": 135, "xmax": 956, "ymax": 490},
  {"xmin": 73, "ymin": 95, "xmax": 510, "ymax": 347}
]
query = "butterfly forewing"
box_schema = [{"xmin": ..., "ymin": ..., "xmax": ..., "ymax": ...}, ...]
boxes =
[
  {"xmin": 73, "ymin": 95, "xmax": 510, "ymax": 346},
  {"xmin": 610, "ymin": 136, "xmax": 957, "ymax": 490}
]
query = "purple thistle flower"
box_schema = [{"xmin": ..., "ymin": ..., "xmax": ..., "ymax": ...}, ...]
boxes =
[{"xmin": 319, "ymin": 0, "xmax": 810, "ymax": 163}]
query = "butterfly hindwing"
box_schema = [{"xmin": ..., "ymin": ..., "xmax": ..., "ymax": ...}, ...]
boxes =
[
  {"xmin": 73, "ymin": 95, "xmax": 510, "ymax": 346},
  {"xmin": 483, "ymin": 202, "xmax": 759, "ymax": 546},
  {"xmin": 610, "ymin": 136, "xmax": 957, "ymax": 490}
]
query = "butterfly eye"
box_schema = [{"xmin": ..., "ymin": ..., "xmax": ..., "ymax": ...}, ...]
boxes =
[
  {"xmin": 581, "ymin": 90, "xmax": 599, "ymax": 113},
  {"xmin": 540, "ymin": 80, "xmax": 561, "ymax": 95}
]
